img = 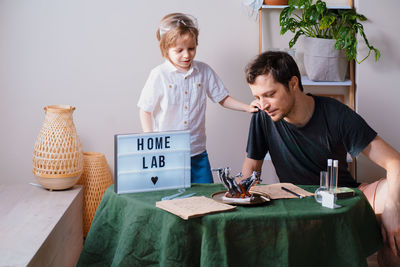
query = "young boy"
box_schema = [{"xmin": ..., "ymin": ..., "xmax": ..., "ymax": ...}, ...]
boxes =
[{"xmin": 137, "ymin": 13, "xmax": 257, "ymax": 183}]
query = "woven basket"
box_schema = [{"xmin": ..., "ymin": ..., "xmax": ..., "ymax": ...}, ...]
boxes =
[
  {"xmin": 77, "ymin": 152, "xmax": 113, "ymax": 237},
  {"xmin": 32, "ymin": 105, "xmax": 83, "ymax": 190}
]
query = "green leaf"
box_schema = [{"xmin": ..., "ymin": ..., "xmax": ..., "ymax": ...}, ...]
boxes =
[
  {"xmin": 289, "ymin": 30, "xmax": 305, "ymax": 48},
  {"xmin": 279, "ymin": 0, "xmax": 380, "ymax": 63},
  {"xmin": 356, "ymin": 13, "xmax": 367, "ymax": 21},
  {"xmin": 315, "ymin": 0, "xmax": 326, "ymax": 14},
  {"xmin": 320, "ymin": 15, "xmax": 335, "ymax": 30}
]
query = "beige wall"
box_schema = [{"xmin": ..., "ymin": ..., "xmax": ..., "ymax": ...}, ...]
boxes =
[{"xmin": 0, "ymin": 0, "xmax": 398, "ymax": 185}]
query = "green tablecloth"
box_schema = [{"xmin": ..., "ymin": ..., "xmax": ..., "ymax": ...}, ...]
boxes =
[{"xmin": 77, "ymin": 184, "xmax": 382, "ymax": 267}]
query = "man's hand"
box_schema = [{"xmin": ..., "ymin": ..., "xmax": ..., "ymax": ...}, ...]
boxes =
[
  {"xmin": 362, "ymin": 136, "xmax": 400, "ymax": 256},
  {"xmin": 381, "ymin": 200, "xmax": 400, "ymax": 256},
  {"xmin": 241, "ymin": 156, "xmax": 263, "ymax": 179}
]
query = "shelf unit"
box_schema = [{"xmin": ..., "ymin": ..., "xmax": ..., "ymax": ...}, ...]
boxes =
[
  {"xmin": 258, "ymin": 0, "xmax": 355, "ymax": 110},
  {"xmin": 258, "ymin": 0, "xmax": 357, "ymax": 178}
]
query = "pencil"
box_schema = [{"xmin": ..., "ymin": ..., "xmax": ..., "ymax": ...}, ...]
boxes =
[{"xmin": 281, "ymin": 186, "xmax": 304, "ymax": 199}]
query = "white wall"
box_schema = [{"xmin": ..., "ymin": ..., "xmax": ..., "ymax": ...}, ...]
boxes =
[
  {"xmin": 355, "ymin": 0, "xmax": 400, "ymax": 183},
  {"xmin": 1, "ymin": 0, "xmax": 399, "ymax": 185},
  {"xmin": 0, "ymin": 0, "xmax": 259, "ymax": 184}
]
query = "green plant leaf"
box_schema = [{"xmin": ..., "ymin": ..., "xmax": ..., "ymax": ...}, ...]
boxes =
[
  {"xmin": 356, "ymin": 13, "xmax": 367, "ymax": 21},
  {"xmin": 279, "ymin": 0, "xmax": 380, "ymax": 63},
  {"xmin": 289, "ymin": 30, "xmax": 305, "ymax": 48},
  {"xmin": 320, "ymin": 15, "xmax": 335, "ymax": 30},
  {"xmin": 315, "ymin": 0, "xmax": 326, "ymax": 14}
]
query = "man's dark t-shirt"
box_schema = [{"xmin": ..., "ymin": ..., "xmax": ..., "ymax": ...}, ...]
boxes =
[{"xmin": 246, "ymin": 94, "xmax": 377, "ymax": 187}]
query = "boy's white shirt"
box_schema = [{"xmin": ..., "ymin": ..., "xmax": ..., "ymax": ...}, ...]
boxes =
[{"xmin": 138, "ymin": 60, "xmax": 229, "ymax": 156}]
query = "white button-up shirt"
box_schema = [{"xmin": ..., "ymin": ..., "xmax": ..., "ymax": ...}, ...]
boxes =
[{"xmin": 138, "ymin": 60, "xmax": 229, "ymax": 156}]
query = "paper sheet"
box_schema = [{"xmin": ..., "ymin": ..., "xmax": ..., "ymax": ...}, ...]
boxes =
[
  {"xmin": 249, "ymin": 183, "xmax": 314, "ymax": 199},
  {"xmin": 156, "ymin": 196, "xmax": 236, "ymax": 220}
]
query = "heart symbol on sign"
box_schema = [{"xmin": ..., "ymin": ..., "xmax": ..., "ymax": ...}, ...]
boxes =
[{"xmin": 151, "ymin": 176, "xmax": 158, "ymax": 185}]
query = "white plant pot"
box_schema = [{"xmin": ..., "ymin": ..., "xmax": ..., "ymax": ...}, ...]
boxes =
[{"xmin": 303, "ymin": 37, "xmax": 348, "ymax": 82}]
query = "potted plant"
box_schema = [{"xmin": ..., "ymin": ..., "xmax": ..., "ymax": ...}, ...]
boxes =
[{"xmin": 279, "ymin": 0, "xmax": 380, "ymax": 81}]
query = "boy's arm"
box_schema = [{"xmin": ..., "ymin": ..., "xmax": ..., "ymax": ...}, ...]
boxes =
[
  {"xmin": 362, "ymin": 135, "xmax": 400, "ymax": 255},
  {"xmin": 139, "ymin": 109, "xmax": 153, "ymax": 132},
  {"xmin": 219, "ymin": 95, "xmax": 259, "ymax": 113}
]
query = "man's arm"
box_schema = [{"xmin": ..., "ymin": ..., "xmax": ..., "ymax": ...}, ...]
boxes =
[
  {"xmin": 241, "ymin": 156, "xmax": 264, "ymax": 179},
  {"xmin": 362, "ymin": 135, "xmax": 400, "ymax": 255}
]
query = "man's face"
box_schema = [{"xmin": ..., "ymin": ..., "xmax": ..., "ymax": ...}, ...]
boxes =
[{"xmin": 249, "ymin": 73, "xmax": 295, "ymax": 122}]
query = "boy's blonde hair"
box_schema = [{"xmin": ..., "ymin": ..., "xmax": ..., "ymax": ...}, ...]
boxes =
[{"xmin": 156, "ymin": 13, "xmax": 199, "ymax": 58}]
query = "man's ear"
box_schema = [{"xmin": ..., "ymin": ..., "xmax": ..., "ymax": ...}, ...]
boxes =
[{"xmin": 289, "ymin": 76, "xmax": 299, "ymax": 91}]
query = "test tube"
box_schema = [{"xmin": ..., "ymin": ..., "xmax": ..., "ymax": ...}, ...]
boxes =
[
  {"xmin": 330, "ymin": 160, "xmax": 339, "ymax": 193},
  {"xmin": 320, "ymin": 171, "xmax": 328, "ymax": 189},
  {"xmin": 327, "ymin": 159, "xmax": 333, "ymax": 190}
]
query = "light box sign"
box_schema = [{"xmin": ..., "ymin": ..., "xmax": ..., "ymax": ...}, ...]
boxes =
[{"xmin": 114, "ymin": 130, "xmax": 191, "ymax": 194}]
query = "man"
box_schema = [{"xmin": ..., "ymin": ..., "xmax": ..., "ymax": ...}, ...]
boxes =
[{"xmin": 241, "ymin": 51, "xmax": 400, "ymax": 266}]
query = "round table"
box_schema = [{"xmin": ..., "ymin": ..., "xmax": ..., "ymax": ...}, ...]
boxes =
[{"xmin": 77, "ymin": 183, "xmax": 382, "ymax": 267}]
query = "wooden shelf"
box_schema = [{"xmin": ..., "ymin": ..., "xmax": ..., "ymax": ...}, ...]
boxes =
[
  {"xmin": 261, "ymin": 5, "xmax": 288, "ymax": 9},
  {"xmin": 301, "ymin": 76, "xmax": 352, "ymax": 86},
  {"xmin": 258, "ymin": 1, "xmax": 356, "ymax": 109},
  {"xmin": 258, "ymin": 0, "xmax": 357, "ymax": 178},
  {"xmin": 261, "ymin": 4, "xmax": 352, "ymax": 9}
]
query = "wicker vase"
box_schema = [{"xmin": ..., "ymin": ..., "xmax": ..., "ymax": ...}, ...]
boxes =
[
  {"xmin": 32, "ymin": 105, "xmax": 83, "ymax": 190},
  {"xmin": 77, "ymin": 152, "xmax": 113, "ymax": 237}
]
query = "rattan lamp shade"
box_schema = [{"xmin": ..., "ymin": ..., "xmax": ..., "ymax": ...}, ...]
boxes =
[
  {"xmin": 32, "ymin": 105, "xmax": 83, "ymax": 190},
  {"xmin": 78, "ymin": 152, "xmax": 113, "ymax": 237}
]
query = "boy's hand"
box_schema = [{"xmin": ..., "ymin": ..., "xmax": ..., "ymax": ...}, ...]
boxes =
[{"xmin": 249, "ymin": 99, "xmax": 260, "ymax": 113}]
